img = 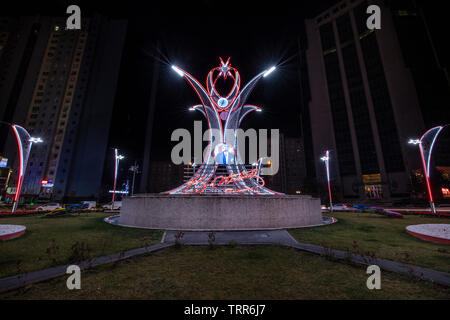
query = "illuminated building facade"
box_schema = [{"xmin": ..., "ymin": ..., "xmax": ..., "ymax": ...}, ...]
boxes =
[
  {"xmin": 305, "ymin": 0, "xmax": 425, "ymax": 200},
  {"xmin": 0, "ymin": 15, "xmax": 127, "ymax": 200}
]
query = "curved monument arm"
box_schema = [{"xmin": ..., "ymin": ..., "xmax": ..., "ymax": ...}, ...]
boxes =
[
  {"xmin": 239, "ymin": 105, "xmax": 261, "ymax": 125},
  {"xmin": 207, "ymin": 70, "xmax": 241, "ymax": 104},
  {"xmin": 190, "ymin": 105, "xmax": 206, "ymax": 118},
  {"xmin": 228, "ymin": 71, "xmax": 265, "ymax": 115}
]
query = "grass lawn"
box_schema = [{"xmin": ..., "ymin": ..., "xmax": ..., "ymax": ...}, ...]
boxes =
[
  {"xmin": 0, "ymin": 212, "xmax": 163, "ymax": 278},
  {"xmin": 289, "ymin": 212, "xmax": 450, "ymax": 273},
  {"xmin": 1, "ymin": 245, "xmax": 449, "ymax": 300}
]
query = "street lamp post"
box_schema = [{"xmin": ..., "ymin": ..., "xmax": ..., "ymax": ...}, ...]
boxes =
[
  {"xmin": 256, "ymin": 157, "xmax": 264, "ymax": 177},
  {"xmin": 192, "ymin": 162, "xmax": 197, "ymax": 176},
  {"xmin": 408, "ymin": 126, "xmax": 445, "ymax": 214},
  {"xmin": 321, "ymin": 150, "xmax": 333, "ymax": 213},
  {"xmin": 128, "ymin": 161, "xmax": 139, "ymax": 196},
  {"xmin": 252, "ymin": 157, "xmax": 270, "ymax": 177},
  {"xmin": 112, "ymin": 148, "xmax": 124, "ymax": 210},
  {"xmin": 10, "ymin": 124, "xmax": 43, "ymax": 213}
]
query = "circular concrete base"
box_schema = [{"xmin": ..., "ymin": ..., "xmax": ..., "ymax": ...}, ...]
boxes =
[
  {"xmin": 406, "ymin": 224, "xmax": 450, "ymax": 245},
  {"xmin": 105, "ymin": 215, "xmax": 337, "ymax": 230},
  {"xmin": 0, "ymin": 224, "xmax": 26, "ymax": 241},
  {"xmin": 118, "ymin": 194, "xmax": 323, "ymax": 231}
]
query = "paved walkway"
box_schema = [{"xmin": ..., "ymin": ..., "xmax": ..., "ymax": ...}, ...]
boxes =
[
  {"xmin": 0, "ymin": 242, "xmax": 173, "ymax": 294},
  {"xmin": 288, "ymin": 240, "xmax": 450, "ymax": 287},
  {"xmin": 1, "ymin": 230, "xmax": 449, "ymax": 294},
  {"xmin": 162, "ymin": 230, "xmax": 298, "ymax": 246},
  {"xmin": 163, "ymin": 230, "xmax": 450, "ymax": 287}
]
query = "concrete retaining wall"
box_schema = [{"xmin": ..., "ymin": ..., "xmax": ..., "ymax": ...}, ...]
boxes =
[{"xmin": 119, "ymin": 194, "xmax": 322, "ymax": 231}]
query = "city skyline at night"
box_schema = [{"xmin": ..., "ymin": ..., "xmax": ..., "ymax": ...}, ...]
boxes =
[
  {"xmin": 1, "ymin": 0, "xmax": 449, "ymax": 202},
  {"xmin": 0, "ymin": 0, "xmax": 450, "ymax": 306}
]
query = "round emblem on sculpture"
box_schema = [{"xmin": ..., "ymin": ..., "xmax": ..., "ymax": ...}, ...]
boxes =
[
  {"xmin": 217, "ymin": 98, "xmax": 228, "ymax": 108},
  {"xmin": 213, "ymin": 143, "xmax": 236, "ymax": 165}
]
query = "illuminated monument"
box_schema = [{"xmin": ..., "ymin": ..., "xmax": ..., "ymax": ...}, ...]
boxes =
[
  {"xmin": 118, "ymin": 58, "xmax": 322, "ymax": 231},
  {"xmin": 167, "ymin": 58, "xmax": 279, "ymax": 195}
]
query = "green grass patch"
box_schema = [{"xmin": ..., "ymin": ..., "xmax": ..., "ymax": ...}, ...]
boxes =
[
  {"xmin": 0, "ymin": 212, "xmax": 163, "ymax": 278},
  {"xmin": 2, "ymin": 245, "xmax": 449, "ymax": 300},
  {"xmin": 289, "ymin": 212, "xmax": 450, "ymax": 273}
]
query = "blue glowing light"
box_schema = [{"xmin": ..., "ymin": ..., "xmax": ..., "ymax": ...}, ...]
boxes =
[{"xmin": 217, "ymin": 98, "xmax": 229, "ymax": 108}]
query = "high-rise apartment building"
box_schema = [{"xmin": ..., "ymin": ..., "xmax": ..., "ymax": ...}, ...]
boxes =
[
  {"xmin": 262, "ymin": 134, "xmax": 307, "ymax": 195},
  {"xmin": 305, "ymin": 0, "xmax": 425, "ymax": 201},
  {"xmin": 0, "ymin": 15, "xmax": 127, "ymax": 200},
  {"xmin": 284, "ymin": 136, "xmax": 307, "ymax": 195},
  {"xmin": 148, "ymin": 161, "xmax": 184, "ymax": 193}
]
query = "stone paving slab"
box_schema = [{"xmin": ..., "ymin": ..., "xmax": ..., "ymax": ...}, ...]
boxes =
[{"xmin": 162, "ymin": 230, "xmax": 298, "ymax": 246}]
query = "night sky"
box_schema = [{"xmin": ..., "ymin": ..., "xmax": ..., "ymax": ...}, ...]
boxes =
[
  {"xmin": 108, "ymin": 0, "xmax": 341, "ymax": 164},
  {"xmin": 5, "ymin": 0, "xmax": 450, "ymax": 180}
]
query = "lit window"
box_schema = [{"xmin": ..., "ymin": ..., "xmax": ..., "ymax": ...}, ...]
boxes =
[{"xmin": 442, "ymin": 188, "xmax": 450, "ymax": 198}]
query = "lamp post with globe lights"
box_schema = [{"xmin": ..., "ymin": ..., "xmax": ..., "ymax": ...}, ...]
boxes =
[
  {"xmin": 112, "ymin": 148, "xmax": 125, "ymax": 210},
  {"xmin": 128, "ymin": 161, "xmax": 140, "ymax": 196},
  {"xmin": 321, "ymin": 150, "xmax": 333, "ymax": 213}
]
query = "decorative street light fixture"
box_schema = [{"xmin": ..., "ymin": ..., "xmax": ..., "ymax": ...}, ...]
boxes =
[
  {"xmin": 29, "ymin": 137, "xmax": 43, "ymax": 144},
  {"xmin": 251, "ymin": 157, "xmax": 272, "ymax": 177},
  {"xmin": 112, "ymin": 148, "xmax": 125, "ymax": 210},
  {"xmin": 408, "ymin": 126, "xmax": 445, "ymax": 213},
  {"xmin": 10, "ymin": 124, "xmax": 43, "ymax": 212},
  {"xmin": 321, "ymin": 150, "xmax": 332, "ymax": 213},
  {"xmin": 128, "ymin": 161, "xmax": 139, "ymax": 196}
]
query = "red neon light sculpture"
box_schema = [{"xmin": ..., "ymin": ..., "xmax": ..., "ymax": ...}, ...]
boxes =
[
  {"xmin": 409, "ymin": 126, "xmax": 444, "ymax": 213},
  {"xmin": 166, "ymin": 58, "xmax": 280, "ymax": 195},
  {"xmin": 10, "ymin": 125, "xmax": 37, "ymax": 213}
]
